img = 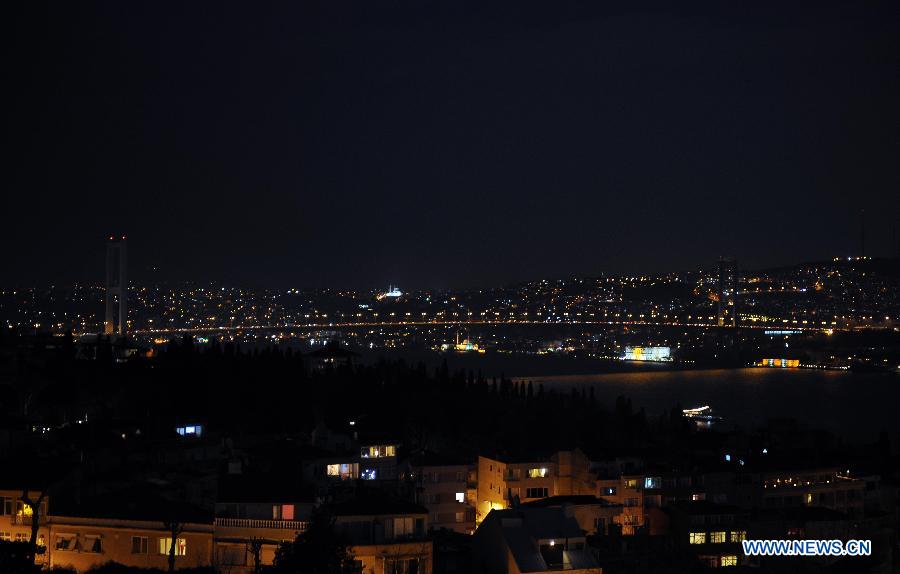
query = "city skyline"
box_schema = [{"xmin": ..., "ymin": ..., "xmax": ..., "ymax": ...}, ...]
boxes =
[
  {"xmin": 4, "ymin": 3, "xmax": 900, "ymax": 574},
  {"xmin": 0, "ymin": 237, "xmax": 892, "ymax": 292}
]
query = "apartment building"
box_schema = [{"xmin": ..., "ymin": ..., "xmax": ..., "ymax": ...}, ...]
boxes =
[
  {"xmin": 330, "ymin": 498, "xmax": 433, "ymax": 574},
  {"xmin": 475, "ymin": 450, "xmax": 594, "ymax": 525},
  {"xmin": 404, "ymin": 454, "xmax": 476, "ymax": 535},
  {"xmin": 213, "ymin": 474, "xmax": 314, "ymax": 572},
  {"xmin": 596, "ymin": 474, "xmax": 645, "ymax": 535},
  {"xmin": 0, "ymin": 489, "xmax": 50, "ymax": 566},
  {"xmin": 38, "ymin": 488, "xmax": 214, "ymax": 572},
  {"xmin": 650, "ymin": 501, "xmax": 748, "ymax": 569},
  {"xmin": 47, "ymin": 513, "xmax": 214, "ymax": 572},
  {"xmin": 758, "ymin": 467, "xmax": 865, "ymax": 516},
  {"xmin": 476, "ymin": 456, "xmax": 507, "ymax": 525}
]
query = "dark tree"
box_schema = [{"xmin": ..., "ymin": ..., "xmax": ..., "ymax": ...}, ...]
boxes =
[
  {"xmin": 269, "ymin": 510, "xmax": 351, "ymax": 574},
  {"xmin": 0, "ymin": 541, "xmax": 40, "ymax": 574},
  {"xmin": 161, "ymin": 519, "xmax": 184, "ymax": 573}
]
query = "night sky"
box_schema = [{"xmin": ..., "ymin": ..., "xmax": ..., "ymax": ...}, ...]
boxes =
[{"xmin": 6, "ymin": 1, "xmax": 899, "ymax": 289}]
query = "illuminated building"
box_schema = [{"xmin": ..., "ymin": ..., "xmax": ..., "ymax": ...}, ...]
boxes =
[
  {"xmin": 758, "ymin": 468, "xmax": 864, "ymax": 516},
  {"xmin": 622, "ymin": 346, "xmax": 671, "ymax": 362},
  {"xmin": 41, "ymin": 489, "xmax": 214, "ymax": 573},
  {"xmin": 404, "ymin": 454, "xmax": 477, "ymax": 534},
  {"xmin": 476, "ymin": 456, "xmax": 508, "ymax": 524},
  {"xmin": 0, "ymin": 490, "xmax": 49, "ymax": 567},
  {"xmin": 475, "ymin": 451, "xmax": 596, "ymax": 524},
  {"xmin": 717, "ymin": 258, "xmax": 738, "ymax": 328},
  {"xmin": 596, "ymin": 475, "xmax": 646, "ymax": 535},
  {"xmin": 472, "ymin": 506, "xmax": 602, "ymax": 573},
  {"xmin": 375, "ymin": 286, "xmax": 403, "ymax": 301},
  {"xmin": 649, "ymin": 501, "xmax": 748, "ymax": 568},
  {"xmin": 104, "ymin": 236, "xmax": 128, "ymax": 338},
  {"xmin": 756, "ymin": 358, "xmax": 800, "ymax": 368},
  {"xmin": 359, "ymin": 443, "xmax": 400, "ymax": 482}
]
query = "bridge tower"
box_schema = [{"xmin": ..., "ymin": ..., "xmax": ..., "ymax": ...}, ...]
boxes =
[
  {"xmin": 717, "ymin": 258, "xmax": 738, "ymax": 328},
  {"xmin": 104, "ymin": 236, "xmax": 128, "ymax": 337}
]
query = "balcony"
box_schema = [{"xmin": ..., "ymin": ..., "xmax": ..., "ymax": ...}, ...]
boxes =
[
  {"xmin": 214, "ymin": 518, "xmax": 308, "ymax": 530},
  {"xmin": 9, "ymin": 515, "xmax": 44, "ymax": 526}
]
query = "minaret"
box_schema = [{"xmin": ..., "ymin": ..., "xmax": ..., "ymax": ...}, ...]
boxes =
[{"xmin": 104, "ymin": 236, "xmax": 128, "ymax": 338}]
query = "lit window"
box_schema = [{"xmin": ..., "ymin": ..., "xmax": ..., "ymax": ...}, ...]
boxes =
[
  {"xmin": 455, "ymin": 512, "xmax": 465, "ymax": 523},
  {"xmin": 361, "ymin": 444, "xmax": 397, "ymax": 458},
  {"xmin": 361, "ymin": 469, "xmax": 377, "ymax": 480},
  {"xmin": 644, "ymin": 477, "xmax": 661, "ymax": 489},
  {"xmin": 327, "ymin": 464, "xmax": 340, "ymax": 476},
  {"xmin": 159, "ymin": 538, "xmax": 187, "ymax": 556},
  {"xmin": 710, "ymin": 531, "xmax": 726, "ymax": 543},
  {"xmin": 721, "ymin": 555, "xmax": 738, "ymax": 567},
  {"xmin": 625, "ymin": 479, "xmax": 638, "ymax": 489},
  {"xmin": 689, "ymin": 532, "xmax": 707, "ymax": 544},
  {"xmin": 730, "ymin": 531, "xmax": 746, "ymax": 542},
  {"xmin": 602, "ymin": 487, "xmax": 616, "ymax": 496},
  {"xmin": 455, "ymin": 492, "xmax": 465, "ymax": 503},
  {"xmin": 0, "ymin": 532, "xmax": 10, "ymax": 542},
  {"xmin": 527, "ymin": 468, "xmax": 548, "ymax": 478},
  {"xmin": 17, "ymin": 502, "xmax": 33, "ymax": 517}
]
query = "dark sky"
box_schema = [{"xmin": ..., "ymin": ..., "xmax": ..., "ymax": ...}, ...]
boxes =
[{"xmin": 6, "ymin": 1, "xmax": 899, "ymax": 289}]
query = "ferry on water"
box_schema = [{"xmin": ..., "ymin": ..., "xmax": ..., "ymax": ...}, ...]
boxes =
[{"xmin": 682, "ymin": 405, "xmax": 724, "ymax": 427}]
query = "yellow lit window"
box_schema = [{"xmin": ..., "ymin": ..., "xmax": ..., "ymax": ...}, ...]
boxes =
[
  {"xmin": 689, "ymin": 532, "xmax": 706, "ymax": 544},
  {"xmin": 721, "ymin": 555, "xmax": 737, "ymax": 567},
  {"xmin": 710, "ymin": 531, "xmax": 726, "ymax": 543},
  {"xmin": 159, "ymin": 538, "xmax": 187, "ymax": 556},
  {"xmin": 527, "ymin": 468, "xmax": 548, "ymax": 478},
  {"xmin": 730, "ymin": 531, "xmax": 746, "ymax": 542}
]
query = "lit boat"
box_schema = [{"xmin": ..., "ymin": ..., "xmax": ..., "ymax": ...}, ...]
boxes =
[{"xmin": 682, "ymin": 405, "xmax": 724, "ymax": 424}]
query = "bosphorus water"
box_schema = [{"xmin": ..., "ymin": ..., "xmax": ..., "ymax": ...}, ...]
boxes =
[{"xmin": 518, "ymin": 368, "xmax": 900, "ymax": 446}]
